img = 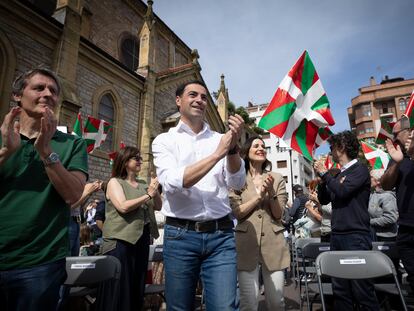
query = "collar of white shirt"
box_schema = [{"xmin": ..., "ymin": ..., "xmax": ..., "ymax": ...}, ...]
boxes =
[
  {"xmin": 340, "ymin": 158, "xmax": 357, "ymax": 172},
  {"xmin": 176, "ymin": 120, "xmax": 210, "ymax": 136}
]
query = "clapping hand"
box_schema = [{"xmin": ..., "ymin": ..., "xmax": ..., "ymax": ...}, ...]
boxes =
[
  {"xmin": 0, "ymin": 107, "xmax": 21, "ymax": 156},
  {"xmin": 385, "ymin": 138, "xmax": 404, "ymax": 163},
  {"xmin": 34, "ymin": 107, "xmax": 57, "ymax": 159},
  {"xmin": 259, "ymin": 174, "xmax": 275, "ymax": 199},
  {"xmin": 308, "ymin": 190, "xmax": 319, "ymax": 204},
  {"xmin": 147, "ymin": 177, "xmax": 160, "ymax": 198},
  {"xmin": 405, "ymin": 130, "xmax": 414, "ymax": 159},
  {"xmin": 313, "ymin": 159, "xmax": 327, "ymax": 175}
]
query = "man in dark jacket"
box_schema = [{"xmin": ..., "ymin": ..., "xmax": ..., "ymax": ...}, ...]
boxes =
[
  {"xmin": 314, "ymin": 131, "xmax": 379, "ymax": 311},
  {"xmin": 381, "ymin": 118, "xmax": 414, "ymax": 292}
]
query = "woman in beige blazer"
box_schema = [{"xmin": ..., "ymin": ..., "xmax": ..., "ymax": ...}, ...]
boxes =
[{"xmin": 231, "ymin": 137, "xmax": 289, "ymax": 311}]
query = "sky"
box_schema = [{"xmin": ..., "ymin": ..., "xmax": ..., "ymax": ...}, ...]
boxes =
[{"xmin": 154, "ymin": 0, "xmax": 414, "ymax": 154}]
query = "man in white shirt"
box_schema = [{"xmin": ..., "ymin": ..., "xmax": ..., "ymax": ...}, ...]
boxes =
[{"xmin": 152, "ymin": 81, "xmax": 245, "ymax": 310}]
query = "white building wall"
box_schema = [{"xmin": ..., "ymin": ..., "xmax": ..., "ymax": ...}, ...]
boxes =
[{"xmin": 247, "ymin": 105, "xmax": 314, "ymax": 203}]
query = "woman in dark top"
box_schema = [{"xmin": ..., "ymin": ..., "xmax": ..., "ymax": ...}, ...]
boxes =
[{"xmin": 102, "ymin": 146, "xmax": 161, "ymax": 311}]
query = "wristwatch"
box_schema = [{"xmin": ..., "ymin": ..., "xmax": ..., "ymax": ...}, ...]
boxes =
[{"xmin": 43, "ymin": 152, "xmax": 60, "ymax": 166}]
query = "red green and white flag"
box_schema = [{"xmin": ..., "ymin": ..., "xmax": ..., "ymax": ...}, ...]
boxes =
[
  {"xmin": 361, "ymin": 141, "xmax": 390, "ymax": 169},
  {"xmin": 375, "ymin": 117, "xmax": 395, "ymax": 145},
  {"xmin": 72, "ymin": 113, "xmax": 83, "ymax": 137},
  {"xmin": 315, "ymin": 126, "xmax": 333, "ymax": 149},
  {"xmin": 403, "ymin": 90, "xmax": 414, "ymax": 128},
  {"xmin": 83, "ymin": 116, "xmax": 112, "ymax": 153},
  {"xmin": 258, "ymin": 50, "xmax": 335, "ymax": 161},
  {"xmin": 324, "ymin": 155, "xmax": 341, "ymax": 170}
]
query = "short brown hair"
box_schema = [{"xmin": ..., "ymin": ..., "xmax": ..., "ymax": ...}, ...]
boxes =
[
  {"xmin": 111, "ymin": 146, "xmax": 140, "ymax": 179},
  {"xmin": 12, "ymin": 67, "xmax": 61, "ymax": 97}
]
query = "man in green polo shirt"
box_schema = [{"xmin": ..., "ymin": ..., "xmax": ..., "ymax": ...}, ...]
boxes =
[{"xmin": 0, "ymin": 68, "xmax": 88, "ymax": 311}]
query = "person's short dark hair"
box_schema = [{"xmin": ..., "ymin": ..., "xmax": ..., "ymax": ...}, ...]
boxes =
[
  {"xmin": 328, "ymin": 130, "xmax": 360, "ymax": 160},
  {"xmin": 293, "ymin": 184, "xmax": 303, "ymax": 193},
  {"xmin": 12, "ymin": 67, "xmax": 61, "ymax": 98},
  {"xmin": 240, "ymin": 136, "xmax": 272, "ymax": 173},
  {"xmin": 175, "ymin": 80, "xmax": 207, "ymax": 97},
  {"xmin": 111, "ymin": 146, "xmax": 140, "ymax": 179}
]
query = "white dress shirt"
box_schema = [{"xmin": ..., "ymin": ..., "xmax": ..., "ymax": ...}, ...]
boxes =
[
  {"xmin": 340, "ymin": 158, "xmax": 357, "ymax": 172},
  {"xmin": 152, "ymin": 120, "xmax": 246, "ymax": 221}
]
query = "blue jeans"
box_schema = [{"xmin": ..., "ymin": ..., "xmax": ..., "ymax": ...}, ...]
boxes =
[
  {"xmin": 163, "ymin": 224, "xmax": 238, "ymax": 311},
  {"xmin": 0, "ymin": 259, "xmax": 66, "ymax": 311},
  {"xmin": 68, "ymin": 218, "xmax": 80, "ymax": 256}
]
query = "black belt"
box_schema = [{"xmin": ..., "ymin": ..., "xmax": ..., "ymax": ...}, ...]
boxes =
[{"xmin": 166, "ymin": 215, "xmax": 233, "ymax": 233}]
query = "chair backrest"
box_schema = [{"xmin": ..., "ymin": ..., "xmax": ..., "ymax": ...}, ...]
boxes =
[
  {"xmin": 295, "ymin": 237, "xmax": 321, "ymax": 251},
  {"xmin": 302, "ymin": 242, "xmax": 331, "ymax": 260},
  {"xmin": 316, "ymin": 251, "xmax": 396, "ymax": 280},
  {"xmin": 148, "ymin": 245, "xmax": 163, "ymax": 262},
  {"xmin": 65, "ymin": 255, "xmax": 121, "ymax": 286},
  {"xmin": 372, "ymin": 241, "xmax": 399, "ymax": 260}
]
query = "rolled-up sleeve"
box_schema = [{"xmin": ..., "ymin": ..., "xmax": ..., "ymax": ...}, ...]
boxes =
[
  {"xmin": 225, "ymin": 156, "xmax": 246, "ymax": 190},
  {"xmin": 152, "ymin": 134, "xmax": 185, "ymax": 193}
]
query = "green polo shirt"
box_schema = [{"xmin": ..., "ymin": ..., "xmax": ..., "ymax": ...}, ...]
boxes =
[{"xmin": 0, "ymin": 131, "xmax": 88, "ymax": 270}]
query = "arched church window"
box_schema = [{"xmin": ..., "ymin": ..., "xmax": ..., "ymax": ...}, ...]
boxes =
[
  {"xmin": 120, "ymin": 37, "xmax": 139, "ymax": 71},
  {"xmin": 98, "ymin": 93, "xmax": 115, "ymax": 151}
]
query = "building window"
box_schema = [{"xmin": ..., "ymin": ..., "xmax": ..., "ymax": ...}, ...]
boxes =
[
  {"xmin": 277, "ymin": 146, "xmax": 287, "ymax": 153},
  {"xmin": 277, "ymin": 160, "xmax": 287, "ymax": 168},
  {"xmin": 362, "ymin": 104, "xmax": 372, "ymax": 117},
  {"xmin": 120, "ymin": 36, "xmax": 139, "ymax": 71},
  {"xmin": 98, "ymin": 94, "xmax": 115, "ymax": 151},
  {"xmin": 366, "ymin": 127, "xmax": 374, "ymax": 133},
  {"xmin": 265, "ymin": 146, "xmax": 271, "ymax": 154},
  {"xmin": 380, "ymin": 103, "xmax": 389, "ymax": 114},
  {"xmin": 399, "ymin": 99, "xmax": 407, "ymax": 111}
]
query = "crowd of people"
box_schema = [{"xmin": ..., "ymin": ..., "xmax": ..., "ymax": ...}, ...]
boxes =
[{"xmin": 1, "ymin": 68, "xmax": 414, "ymax": 311}]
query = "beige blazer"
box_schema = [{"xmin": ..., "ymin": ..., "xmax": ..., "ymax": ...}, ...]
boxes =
[{"xmin": 231, "ymin": 172, "xmax": 290, "ymax": 272}]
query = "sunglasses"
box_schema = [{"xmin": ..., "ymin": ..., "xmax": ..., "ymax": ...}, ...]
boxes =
[{"xmin": 130, "ymin": 155, "xmax": 143, "ymax": 162}]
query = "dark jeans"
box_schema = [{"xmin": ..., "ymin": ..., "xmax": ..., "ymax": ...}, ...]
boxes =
[
  {"xmin": 103, "ymin": 225, "xmax": 150, "ymax": 311},
  {"xmin": 397, "ymin": 226, "xmax": 414, "ymax": 293},
  {"xmin": 330, "ymin": 232, "xmax": 380, "ymax": 311},
  {"xmin": 0, "ymin": 259, "xmax": 66, "ymax": 311},
  {"xmin": 163, "ymin": 224, "xmax": 238, "ymax": 311}
]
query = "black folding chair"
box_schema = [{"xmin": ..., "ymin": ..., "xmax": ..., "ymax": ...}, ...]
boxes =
[
  {"xmin": 372, "ymin": 241, "xmax": 412, "ymax": 309},
  {"xmin": 65, "ymin": 255, "xmax": 121, "ymax": 311},
  {"xmin": 144, "ymin": 245, "xmax": 166, "ymax": 304},
  {"xmin": 301, "ymin": 242, "xmax": 331, "ymax": 311},
  {"xmin": 293, "ymin": 237, "xmax": 320, "ymax": 288},
  {"xmin": 315, "ymin": 250, "xmax": 407, "ymax": 311}
]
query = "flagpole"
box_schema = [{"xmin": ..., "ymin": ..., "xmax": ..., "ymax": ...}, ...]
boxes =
[{"xmin": 288, "ymin": 148, "xmax": 294, "ymax": 202}]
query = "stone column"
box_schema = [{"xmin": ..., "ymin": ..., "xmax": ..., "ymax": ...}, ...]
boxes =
[{"xmin": 52, "ymin": 0, "xmax": 83, "ymax": 131}]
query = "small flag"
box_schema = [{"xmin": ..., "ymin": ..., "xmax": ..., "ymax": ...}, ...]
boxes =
[
  {"xmin": 360, "ymin": 141, "xmax": 390, "ymax": 169},
  {"xmin": 258, "ymin": 50, "xmax": 335, "ymax": 161},
  {"xmin": 83, "ymin": 116, "xmax": 112, "ymax": 153},
  {"xmin": 108, "ymin": 142, "xmax": 127, "ymax": 166},
  {"xmin": 375, "ymin": 117, "xmax": 394, "ymax": 145},
  {"xmin": 72, "ymin": 113, "xmax": 83, "ymax": 137},
  {"xmin": 324, "ymin": 155, "xmax": 341, "ymax": 170},
  {"xmin": 403, "ymin": 90, "xmax": 414, "ymax": 128}
]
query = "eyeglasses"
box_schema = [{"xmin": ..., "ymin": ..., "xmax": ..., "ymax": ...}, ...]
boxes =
[{"xmin": 130, "ymin": 155, "xmax": 143, "ymax": 162}]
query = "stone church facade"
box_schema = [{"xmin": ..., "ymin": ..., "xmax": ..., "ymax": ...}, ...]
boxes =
[{"xmin": 0, "ymin": 0, "xmax": 228, "ymax": 182}]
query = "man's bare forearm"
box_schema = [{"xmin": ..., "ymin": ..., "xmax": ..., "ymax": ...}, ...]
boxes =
[{"xmin": 183, "ymin": 153, "xmax": 222, "ymax": 188}]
